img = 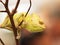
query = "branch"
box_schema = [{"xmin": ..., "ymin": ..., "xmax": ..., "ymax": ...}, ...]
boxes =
[
  {"xmin": 0, "ymin": 0, "xmax": 10, "ymax": 14},
  {"xmin": 0, "ymin": 0, "xmax": 5, "ymax": 5},
  {"xmin": 0, "ymin": 0, "xmax": 31, "ymax": 45},
  {"xmin": 5, "ymin": 0, "xmax": 10, "ymax": 15},
  {"xmin": 0, "ymin": 26, "xmax": 13, "ymax": 31},
  {"xmin": 19, "ymin": 0, "xmax": 32, "ymax": 26},
  {"xmin": 0, "ymin": 0, "xmax": 20, "ymax": 45},
  {"xmin": 25, "ymin": 0, "xmax": 32, "ymax": 17},
  {"xmin": 12, "ymin": 0, "xmax": 20, "ymax": 15},
  {"xmin": 5, "ymin": 0, "xmax": 9, "ymax": 6},
  {"xmin": 0, "ymin": 10, "xmax": 6, "ymax": 12},
  {"xmin": 0, "ymin": 38, "xmax": 5, "ymax": 45}
]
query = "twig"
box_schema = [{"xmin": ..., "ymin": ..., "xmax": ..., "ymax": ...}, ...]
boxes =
[
  {"xmin": 12, "ymin": 0, "xmax": 20, "ymax": 15},
  {"xmin": 19, "ymin": 0, "xmax": 32, "ymax": 26},
  {"xmin": 5, "ymin": 0, "xmax": 11, "ymax": 15},
  {"xmin": 0, "ymin": 26, "xmax": 13, "ymax": 31},
  {"xmin": 25, "ymin": 0, "xmax": 32, "ymax": 17},
  {"xmin": 0, "ymin": 38, "xmax": 5, "ymax": 45},
  {"xmin": 0, "ymin": 11, "xmax": 6, "ymax": 12},
  {"xmin": 0, "ymin": 0, "xmax": 5, "ymax": 5}
]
